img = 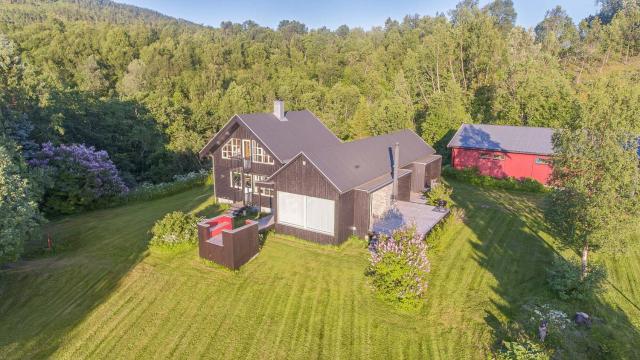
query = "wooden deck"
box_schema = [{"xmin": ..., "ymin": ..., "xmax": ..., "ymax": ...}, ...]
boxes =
[
  {"xmin": 371, "ymin": 200, "xmax": 449, "ymax": 237},
  {"xmin": 257, "ymin": 214, "xmax": 274, "ymax": 232}
]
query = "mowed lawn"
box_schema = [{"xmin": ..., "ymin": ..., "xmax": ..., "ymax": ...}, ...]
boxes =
[{"xmin": 1, "ymin": 182, "xmax": 639, "ymax": 359}]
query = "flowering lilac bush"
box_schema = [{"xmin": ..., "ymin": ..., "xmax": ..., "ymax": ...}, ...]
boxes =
[
  {"xmin": 29, "ymin": 142, "xmax": 128, "ymax": 214},
  {"xmin": 368, "ymin": 225, "xmax": 430, "ymax": 308}
]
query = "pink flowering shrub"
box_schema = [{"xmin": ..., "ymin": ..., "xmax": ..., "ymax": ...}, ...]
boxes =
[
  {"xmin": 29, "ymin": 142, "xmax": 128, "ymax": 214},
  {"xmin": 368, "ymin": 225, "xmax": 430, "ymax": 308}
]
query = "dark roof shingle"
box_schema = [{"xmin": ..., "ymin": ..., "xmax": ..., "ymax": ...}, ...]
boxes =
[
  {"xmin": 447, "ymin": 124, "xmax": 554, "ymax": 155},
  {"xmin": 300, "ymin": 130, "xmax": 436, "ymax": 193},
  {"xmin": 238, "ymin": 110, "xmax": 341, "ymax": 161}
]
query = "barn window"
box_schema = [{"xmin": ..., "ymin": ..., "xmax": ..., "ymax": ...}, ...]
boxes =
[
  {"xmin": 493, "ymin": 154, "xmax": 505, "ymax": 160},
  {"xmin": 479, "ymin": 153, "xmax": 491, "ymax": 159},
  {"xmin": 222, "ymin": 138, "xmax": 241, "ymax": 159},
  {"xmin": 277, "ymin": 192, "xmax": 334, "ymax": 235},
  {"xmin": 536, "ymin": 157, "xmax": 550, "ymax": 165}
]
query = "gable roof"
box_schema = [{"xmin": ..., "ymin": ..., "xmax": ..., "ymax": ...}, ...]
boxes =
[
  {"xmin": 199, "ymin": 110, "xmax": 341, "ymax": 161},
  {"xmin": 447, "ymin": 124, "xmax": 555, "ymax": 155},
  {"xmin": 269, "ymin": 129, "xmax": 437, "ymax": 193}
]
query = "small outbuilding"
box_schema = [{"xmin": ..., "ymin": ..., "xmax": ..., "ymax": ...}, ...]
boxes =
[{"xmin": 447, "ymin": 124, "xmax": 554, "ymax": 184}]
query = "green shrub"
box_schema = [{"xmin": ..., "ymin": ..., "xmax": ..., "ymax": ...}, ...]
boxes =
[
  {"xmin": 497, "ymin": 340, "xmax": 549, "ymax": 360},
  {"xmin": 425, "ymin": 183, "xmax": 453, "ymax": 207},
  {"xmin": 442, "ymin": 166, "xmax": 546, "ymax": 193},
  {"xmin": 546, "ymin": 257, "xmax": 606, "ymax": 300},
  {"xmin": 149, "ymin": 211, "xmax": 202, "ymax": 247},
  {"xmin": 93, "ymin": 170, "xmax": 209, "ymax": 210},
  {"xmin": 368, "ymin": 226, "xmax": 430, "ymax": 309},
  {"xmin": 425, "ymin": 208, "xmax": 463, "ymax": 253}
]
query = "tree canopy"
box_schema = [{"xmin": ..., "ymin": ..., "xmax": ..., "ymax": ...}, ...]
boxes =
[{"xmin": 0, "ymin": 0, "xmax": 638, "ymax": 185}]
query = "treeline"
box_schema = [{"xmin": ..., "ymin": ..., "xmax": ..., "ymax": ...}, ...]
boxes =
[{"xmin": 1, "ymin": 0, "xmax": 640, "ymax": 185}]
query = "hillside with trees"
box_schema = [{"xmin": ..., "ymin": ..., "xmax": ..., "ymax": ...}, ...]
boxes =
[{"xmin": 2, "ymin": 0, "xmax": 639, "ymax": 182}]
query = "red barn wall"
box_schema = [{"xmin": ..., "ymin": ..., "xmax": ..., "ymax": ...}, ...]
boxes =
[{"xmin": 451, "ymin": 148, "xmax": 552, "ymax": 184}]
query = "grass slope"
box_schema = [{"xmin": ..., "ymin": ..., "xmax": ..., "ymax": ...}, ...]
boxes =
[{"xmin": 0, "ymin": 183, "xmax": 638, "ymax": 359}]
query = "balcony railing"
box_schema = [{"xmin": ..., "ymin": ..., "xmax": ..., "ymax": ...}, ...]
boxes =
[{"xmin": 229, "ymin": 154, "xmax": 252, "ymax": 171}]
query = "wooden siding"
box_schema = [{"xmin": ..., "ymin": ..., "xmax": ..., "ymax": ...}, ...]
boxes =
[
  {"xmin": 198, "ymin": 218, "xmax": 260, "ymax": 270},
  {"xmin": 451, "ymin": 148, "xmax": 551, "ymax": 184},
  {"xmin": 272, "ymin": 154, "xmax": 343, "ymax": 245},
  {"xmin": 425, "ymin": 156, "xmax": 442, "ymax": 188},
  {"xmin": 398, "ymin": 172, "xmax": 411, "ymax": 201},
  {"xmin": 404, "ymin": 163, "xmax": 425, "ymax": 192},
  {"xmin": 352, "ymin": 190, "xmax": 371, "ymax": 238},
  {"xmin": 208, "ymin": 122, "xmax": 282, "ymax": 204},
  {"xmin": 337, "ymin": 190, "xmax": 355, "ymax": 242}
]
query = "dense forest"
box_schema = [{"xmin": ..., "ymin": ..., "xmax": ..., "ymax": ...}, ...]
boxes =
[{"xmin": 1, "ymin": 0, "xmax": 639, "ymax": 183}]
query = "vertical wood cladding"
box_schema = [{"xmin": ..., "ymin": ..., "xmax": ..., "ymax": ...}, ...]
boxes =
[
  {"xmin": 404, "ymin": 162, "xmax": 425, "ymax": 192},
  {"xmin": 337, "ymin": 190, "xmax": 355, "ymax": 241},
  {"xmin": 209, "ymin": 121, "xmax": 281, "ymax": 204},
  {"xmin": 272, "ymin": 154, "xmax": 342, "ymax": 245},
  {"xmin": 352, "ymin": 190, "xmax": 371, "ymax": 238},
  {"xmin": 397, "ymin": 172, "xmax": 411, "ymax": 201},
  {"xmin": 425, "ymin": 156, "xmax": 442, "ymax": 187},
  {"xmin": 198, "ymin": 220, "xmax": 260, "ymax": 270}
]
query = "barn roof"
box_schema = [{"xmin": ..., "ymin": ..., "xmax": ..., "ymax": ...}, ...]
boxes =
[
  {"xmin": 199, "ymin": 110, "xmax": 341, "ymax": 162},
  {"xmin": 271, "ymin": 129, "xmax": 437, "ymax": 193},
  {"xmin": 447, "ymin": 124, "xmax": 555, "ymax": 155}
]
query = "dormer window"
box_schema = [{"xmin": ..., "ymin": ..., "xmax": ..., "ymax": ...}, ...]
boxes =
[{"xmin": 221, "ymin": 138, "xmax": 241, "ymax": 159}]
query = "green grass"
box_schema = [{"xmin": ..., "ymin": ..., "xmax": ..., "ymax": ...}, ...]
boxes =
[{"xmin": 0, "ymin": 183, "xmax": 638, "ymax": 359}]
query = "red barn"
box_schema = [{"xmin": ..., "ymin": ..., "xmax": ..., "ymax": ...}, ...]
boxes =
[{"xmin": 447, "ymin": 124, "xmax": 554, "ymax": 184}]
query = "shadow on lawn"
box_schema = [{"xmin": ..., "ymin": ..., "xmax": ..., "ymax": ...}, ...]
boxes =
[
  {"xmin": 449, "ymin": 181, "xmax": 640, "ymax": 358},
  {"xmin": 0, "ymin": 187, "xmax": 219, "ymax": 359}
]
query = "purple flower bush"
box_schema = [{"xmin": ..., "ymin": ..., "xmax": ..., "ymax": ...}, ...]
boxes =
[
  {"xmin": 29, "ymin": 142, "xmax": 128, "ymax": 214},
  {"xmin": 368, "ymin": 225, "xmax": 430, "ymax": 308}
]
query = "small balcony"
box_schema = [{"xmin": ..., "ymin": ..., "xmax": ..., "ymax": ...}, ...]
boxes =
[{"xmin": 229, "ymin": 154, "xmax": 252, "ymax": 171}]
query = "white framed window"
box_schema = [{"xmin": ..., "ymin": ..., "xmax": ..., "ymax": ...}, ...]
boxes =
[
  {"xmin": 242, "ymin": 139, "xmax": 251, "ymax": 159},
  {"xmin": 222, "ymin": 138, "xmax": 241, "ymax": 159},
  {"xmin": 535, "ymin": 157, "xmax": 550, "ymax": 165},
  {"xmin": 493, "ymin": 154, "xmax": 505, "ymax": 161},
  {"xmin": 479, "ymin": 153, "xmax": 491, "ymax": 159},
  {"xmin": 252, "ymin": 174, "xmax": 265, "ymax": 192},
  {"xmin": 252, "ymin": 174, "xmax": 274, "ymax": 197},
  {"xmin": 230, "ymin": 171, "xmax": 242, "ymax": 189},
  {"xmin": 252, "ymin": 140, "xmax": 274, "ymax": 164},
  {"xmin": 277, "ymin": 191, "xmax": 334, "ymax": 235}
]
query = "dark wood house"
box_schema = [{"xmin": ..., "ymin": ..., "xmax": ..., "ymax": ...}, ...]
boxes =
[{"xmin": 200, "ymin": 101, "xmax": 442, "ymax": 245}]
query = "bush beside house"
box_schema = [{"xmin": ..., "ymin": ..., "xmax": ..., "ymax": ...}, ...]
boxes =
[
  {"xmin": 368, "ymin": 226, "xmax": 430, "ymax": 309},
  {"xmin": 149, "ymin": 211, "xmax": 201, "ymax": 247},
  {"xmin": 443, "ymin": 166, "xmax": 546, "ymax": 192}
]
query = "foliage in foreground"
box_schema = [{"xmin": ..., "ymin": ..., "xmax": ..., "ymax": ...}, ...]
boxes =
[
  {"xmin": 425, "ymin": 207, "xmax": 463, "ymax": 253},
  {"xmin": 0, "ymin": 141, "xmax": 41, "ymax": 264},
  {"xmin": 425, "ymin": 182, "xmax": 453, "ymax": 207},
  {"xmin": 545, "ymin": 77, "xmax": 640, "ymax": 279},
  {"xmin": 29, "ymin": 142, "xmax": 128, "ymax": 215},
  {"xmin": 368, "ymin": 226, "xmax": 430, "ymax": 309},
  {"xmin": 442, "ymin": 166, "xmax": 547, "ymax": 193},
  {"xmin": 149, "ymin": 211, "xmax": 201, "ymax": 247},
  {"xmin": 546, "ymin": 257, "xmax": 606, "ymax": 301},
  {"xmin": 497, "ymin": 339, "xmax": 549, "ymax": 360}
]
